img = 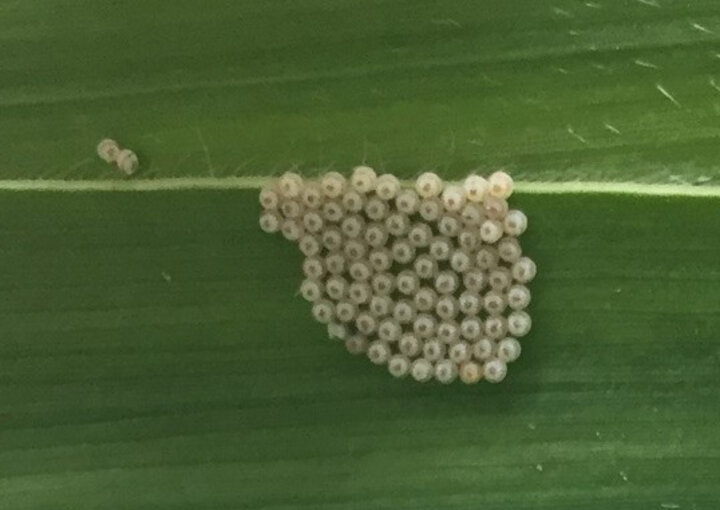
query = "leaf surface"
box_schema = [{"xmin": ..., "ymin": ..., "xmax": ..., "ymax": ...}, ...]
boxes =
[{"xmin": 1, "ymin": 190, "xmax": 719, "ymax": 508}]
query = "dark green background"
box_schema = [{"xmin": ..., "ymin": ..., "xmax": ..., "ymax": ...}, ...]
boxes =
[
  {"xmin": 2, "ymin": 190, "xmax": 719, "ymax": 508},
  {"xmin": 2, "ymin": 0, "xmax": 720, "ymax": 507}
]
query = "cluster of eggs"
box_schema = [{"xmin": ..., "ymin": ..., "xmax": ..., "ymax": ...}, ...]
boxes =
[
  {"xmin": 96, "ymin": 139, "xmax": 139, "ymax": 175},
  {"xmin": 259, "ymin": 167, "xmax": 536, "ymax": 384}
]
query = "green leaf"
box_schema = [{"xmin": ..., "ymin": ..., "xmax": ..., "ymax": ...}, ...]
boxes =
[
  {"xmin": 1, "ymin": 0, "xmax": 719, "ymax": 181},
  {"xmin": 2, "ymin": 190, "xmax": 720, "ymax": 509},
  {"xmin": 2, "ymin": 1, "xmax": 720, "ymax": 509}
]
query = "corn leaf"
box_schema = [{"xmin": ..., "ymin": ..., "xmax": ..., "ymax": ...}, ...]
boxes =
[{"xmin": 1, "ymin": 1, "xmax": 720, "ymax": 508}]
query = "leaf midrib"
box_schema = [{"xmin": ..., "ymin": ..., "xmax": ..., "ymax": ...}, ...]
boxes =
[{"xmin": 0, "ymin": 178, "xmax": 718, "ymax": 197}]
